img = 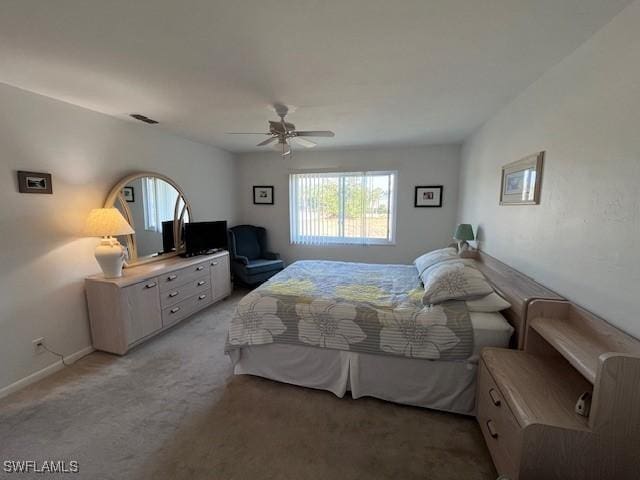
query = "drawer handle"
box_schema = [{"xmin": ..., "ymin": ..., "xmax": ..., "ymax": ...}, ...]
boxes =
[
  {"xmin": 196, "ymin": 266, "xmax": 204, "ymax": 271},
  {"xmin": 486, "ymin": 420, "xmax": 499, "ymax": 439},
  {"xmin": 167, "ymin": 274, "xmax": 177, "ymax": 281},
  {"xmin": 170, "ymin": 307, "xmax": 180, "ymax": 314},
  {"xmin": 489, "ymin": 388, "xmax": 501, "ymax": 406},
  {"xmin": 198, "ymin": 294, "xmax": 207, "ymax": 300},
  {"xmin": 168, "ymin": 291, "xmax": 179, "ymax": 298},
  {"xmin": 145, "ymin": 282, "xmax": 157, "ymax": 289},
  {"xmin": 197, "ymin": 280, "xmax": 206, "ymax": 286},
  {"xmin": 211, "ymin": 262, "xmax": 218, "ymax": 266}
]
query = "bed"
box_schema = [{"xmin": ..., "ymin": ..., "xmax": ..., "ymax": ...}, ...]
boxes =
[{"xmin": 225, "ymin": 252, "xmax": 562, "ymax": 415}]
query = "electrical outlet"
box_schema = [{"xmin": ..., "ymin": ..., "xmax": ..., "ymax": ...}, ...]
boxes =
[{"xmin": 33, "ymin": 337, "xmax": 45, "ymax": 355}]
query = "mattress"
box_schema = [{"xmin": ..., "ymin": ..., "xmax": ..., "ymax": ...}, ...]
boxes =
[{"xmin": 469, "ymin": 311, "xmax": 514, "ymax": 357}]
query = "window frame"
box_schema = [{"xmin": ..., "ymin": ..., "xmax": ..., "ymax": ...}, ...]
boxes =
[{"xmin": 289, "ymin": 169, "xmax": 398, "ymax": 246}]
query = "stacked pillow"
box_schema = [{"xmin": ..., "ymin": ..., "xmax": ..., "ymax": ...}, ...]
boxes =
[
  {"xmin": 422, "ymin": 262, "xmax": 493, "ymax": 304},
  {"xmin": 413, "ymin": 247, "xmax": 459, "ymax": 277},
  {"xmin": 413, "ymin": 247, "xmax": 511, "ymax": 311}
]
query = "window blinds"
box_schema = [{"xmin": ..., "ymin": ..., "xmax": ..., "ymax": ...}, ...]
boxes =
[
  {"xmin": 142, "ymin": 177, "xmax": 179, "ymax": 233},
  {"xmin": 289, "ymin": 171, "xmax": 396, "ymax": 245}
]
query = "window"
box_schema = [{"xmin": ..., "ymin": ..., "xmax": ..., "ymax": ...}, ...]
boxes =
[
  {"xmin": 142, "ymin": 177, "xmax": 179, "ymax": 232},
  {"xmin": 289, "ymin": 171, "xmax": 396, "ymax": 245}
]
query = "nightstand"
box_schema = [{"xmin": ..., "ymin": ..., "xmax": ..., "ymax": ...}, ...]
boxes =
[{"xmin": 476, "ymin": 299, "xmax": 640, "ymax": 480}]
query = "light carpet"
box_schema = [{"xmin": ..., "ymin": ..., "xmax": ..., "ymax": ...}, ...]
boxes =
[{"xmin": 0, "ymin": 291, "xmax": 496, "ymax": 480}]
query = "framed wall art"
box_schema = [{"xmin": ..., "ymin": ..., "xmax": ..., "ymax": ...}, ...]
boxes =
[
  {"xmin": 122, "ymin": 186, "xmax": 135, "ymax": 202},
  {"xmin": 500, "ymin": 152, "xmax": 544, "ymax": 205},
  {"xmin": 414, "ymin": 185, "xmax": 443, "ymax": 207},
  {"xmin": 253, "ymin": 186, "xmax": 274, "ymax": 205},
  {"xmin": 17, "ymin": 171, "xmax": 53, "ymax": 194}
]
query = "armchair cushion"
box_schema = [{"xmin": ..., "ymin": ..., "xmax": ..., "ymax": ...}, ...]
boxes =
[
  {"xmin": 263, "ymin": 251, "xmax": 280, "ymax": 260},
  {"xmin": 243, "ymin": 259, "xmax": 285, "ymax": 275}
]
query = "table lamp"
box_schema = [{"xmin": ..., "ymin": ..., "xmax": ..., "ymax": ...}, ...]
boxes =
[
  {"xmin": 84, "ymin": 208, "xmax": 135, "ymax": 278},
  {"xmin": 453, "ymin": 223, "xmax": 474, "ymax": 253}
]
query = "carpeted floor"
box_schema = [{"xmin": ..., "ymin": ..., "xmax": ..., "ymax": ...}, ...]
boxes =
[{"xmin": 0, "ymin": 291, "xmax": 496, "ymax": 480}]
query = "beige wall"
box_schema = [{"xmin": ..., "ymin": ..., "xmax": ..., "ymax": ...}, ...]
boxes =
[
  {"xmin": 236, "ymin": 145, "xmax": 461, "ymax": 265},
  {"xmin": 458, "ymin": 0, "xmax": 640, "ymax": 337},
  {"xmin": 0, "ymin": 83, "xmax": 236, "ymax": 392}
]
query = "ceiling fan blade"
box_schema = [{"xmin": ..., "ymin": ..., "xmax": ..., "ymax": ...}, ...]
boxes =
[
  {"xmin": 294, "ymin": 130, "xmax": 335, "ymax": 137},
  {"xmin": 226, "ymin": 132, "xmax": 271, "ymax": 135},
  {"xmin": 257, "ymin": 137, "xmax": 277, "ymax": 147},
  {"xmin": 291, "ymin": 137, "xmax": 317, "ymax": 148}
]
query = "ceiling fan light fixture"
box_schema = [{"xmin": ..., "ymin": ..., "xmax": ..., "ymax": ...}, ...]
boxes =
[{"xmin": 271, "ymin": 138, "xmax": 291, "ymax": 156}]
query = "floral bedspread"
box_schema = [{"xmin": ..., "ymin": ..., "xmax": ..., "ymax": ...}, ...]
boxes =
[{"xmin": 225, "ymin": 260, "xmax": 474, "ymax": 361}]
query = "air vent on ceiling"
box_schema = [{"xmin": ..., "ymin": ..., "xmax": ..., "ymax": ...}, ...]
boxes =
[{"xmin": 130, "ymin": 113, "xmax": 159, "ymax": 124}]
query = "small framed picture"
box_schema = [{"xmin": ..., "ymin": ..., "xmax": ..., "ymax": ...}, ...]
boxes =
[
  {"xmin": 122, "ymin": 186, "xmax": 135, "ymax": 202},
  {"xmin": 414, "ymin": 186, "xmax": 443, "ymax": 207},
  {"xmin": 500, "ymin": 152, "xmax": 544, "ymax": 205},
  {"xmin": 17, "ymin": 171, "xmax": 53, "ymax": 194},
  {"xmin": 253, "ymin": 186, "xmax": 274, "ymax": 205}
]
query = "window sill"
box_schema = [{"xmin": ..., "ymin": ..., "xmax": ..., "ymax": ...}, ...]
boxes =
[{"xmin": 290, "ymin": 241, "xmax": 396, "ymax": 247}]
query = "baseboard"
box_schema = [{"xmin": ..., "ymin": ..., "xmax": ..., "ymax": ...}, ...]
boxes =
[{"xmin": 0, "ymin": 345, "xmax": 94, "ymax": 400}]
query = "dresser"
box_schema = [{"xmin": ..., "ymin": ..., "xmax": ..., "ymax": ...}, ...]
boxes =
[
  {"xmin": 85, "ymin": 251, "xmax": 231, "ymax": 355},
  {"xmin": 477, "ymin": 299, "xmax": 640, "ymax": 480}
]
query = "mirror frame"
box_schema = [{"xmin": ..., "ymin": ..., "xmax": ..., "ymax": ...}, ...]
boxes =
[{"xmin": 104, "ymin": 172, "xmax": 193, "ymax": 267}]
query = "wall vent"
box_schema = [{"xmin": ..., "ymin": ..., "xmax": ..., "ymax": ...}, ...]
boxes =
[{"xmin": 130, "ymin": 113, "xmax": 159, "ymax": 124}]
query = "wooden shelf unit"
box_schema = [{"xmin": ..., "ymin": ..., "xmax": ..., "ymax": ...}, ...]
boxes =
[
  {"xmin": 470, "ymin": 250, "xmax": 564, "ymax": 349},
  {"xmin": 528, "ymin": 302, "xmax": 640, "ymax": 384},
  {"xmin": 477, "ymin": 299, "xmax": 640, "ymax": 479}
]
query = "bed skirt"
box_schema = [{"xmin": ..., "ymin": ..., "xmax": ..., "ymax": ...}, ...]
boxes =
[{"xmin": 228, "ymin": 344, "xmax": 478, "ymax": 416}]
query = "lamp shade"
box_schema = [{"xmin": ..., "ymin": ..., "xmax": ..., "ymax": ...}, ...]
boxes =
[
  {"xmin": 453, "ymin": 223, "xmax": 474, "ymax": 241},
  {"xmin": 84, "ymin": 208, "xmax": 134, "ymax": 237}
]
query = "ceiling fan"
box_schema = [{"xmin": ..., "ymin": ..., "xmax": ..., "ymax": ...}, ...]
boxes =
[{"xmin": 227, "ymin": 104, "xmax": 335, "ymax": 156}]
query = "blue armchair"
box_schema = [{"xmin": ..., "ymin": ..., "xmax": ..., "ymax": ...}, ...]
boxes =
[{"xmin": 228, "ymin": 225, "xmax": 284, "ymax": 286}]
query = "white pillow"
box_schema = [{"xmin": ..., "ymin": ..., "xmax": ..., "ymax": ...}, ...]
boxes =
[
  {"xmin": 414, "ymin": 247, "xmax": 458, "ymax": 277},
  {"xmin": 422, "ymin": 262, "xmax": 494, "ymax": 305},
  {"xmin": 466, "ymin": 292, "xmax": 511, "ymax": 312},
  {"xmin": 419, "ymin": 257, "xmax": 477, "ymax": 285}
]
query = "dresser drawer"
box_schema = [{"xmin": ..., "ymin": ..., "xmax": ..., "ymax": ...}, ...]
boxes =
[
  {"xmin": 160, "ymin": 276, "xmax": 210, "ymax": 308},
  {"xmin": 159, "ymin": 261, "xmax": 209, "ymax": 292},
  {"xmin": 161, "ymin": 290, "xmax": 212, "ymax": 328},
  {"xmin": 477, "ymin": 359, "xmax": 522, "ymax": 479}
]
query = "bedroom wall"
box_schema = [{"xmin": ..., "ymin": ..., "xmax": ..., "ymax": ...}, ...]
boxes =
[
  {"xmin": 235, "ymin": 145, "xmax": 461, "ymax": 265},
  {"xmin": 0, "ymin": 82, "xmax": 236, "ymax": 394},
  {"xmin": 458, "ymin": 0, "xmax": 640, "ymax": 338}
]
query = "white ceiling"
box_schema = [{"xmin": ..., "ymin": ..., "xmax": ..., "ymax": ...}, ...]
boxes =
[{"xmin": 0, "ymin": 0, "xmax": 631, "ymax": 152}]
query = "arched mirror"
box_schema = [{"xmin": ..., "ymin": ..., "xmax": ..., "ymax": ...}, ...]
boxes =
[{"xmin": 104, "ymin": 172, "xmax": 192, "ymax": 266}]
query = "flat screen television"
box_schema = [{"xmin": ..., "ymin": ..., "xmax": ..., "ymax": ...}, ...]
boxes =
[
  {"xmin": 184, "ymin": 221, "xmax": 228, "ymax": 256},
  {"xmin": 161, "ymin": 220, "xmax": 177, "ymax": 253}
]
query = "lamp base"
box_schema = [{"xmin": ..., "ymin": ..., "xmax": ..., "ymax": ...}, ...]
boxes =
[
  {"xmin": 457, "ymin": 240, "xmax": 470, "ymax": 254},
  {"xmin": 95, "ymin": 237, "xmax": 126, "ymax": 278}
]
